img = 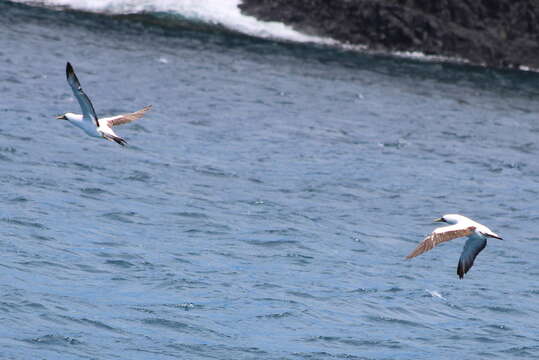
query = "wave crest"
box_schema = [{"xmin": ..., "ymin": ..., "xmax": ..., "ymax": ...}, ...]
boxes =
[{"xmin": 11, "ymin": 0, "xmax": 334, "ymax": 44}]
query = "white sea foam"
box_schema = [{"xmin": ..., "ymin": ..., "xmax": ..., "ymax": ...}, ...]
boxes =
[
  {"xmin": 392, "ymin": 50, "xmax": 469, "ymax": 64},
  {"xmin": 12, "ymin": 0, "xmax": 335, "ymax": 44}
]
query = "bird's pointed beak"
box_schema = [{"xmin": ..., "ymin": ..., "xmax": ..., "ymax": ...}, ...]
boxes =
[
  {"xmin": 56, "ymin": 115, "xmax": 67, "ymax": 120},
  {"xmin": 433, "ymin": 217, "xmax": 444, "ymax": 223}
]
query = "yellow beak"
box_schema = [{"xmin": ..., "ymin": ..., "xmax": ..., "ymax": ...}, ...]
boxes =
[{"xmin": 433, "ymin": 217, "xmax": 444, "ymax": 222}]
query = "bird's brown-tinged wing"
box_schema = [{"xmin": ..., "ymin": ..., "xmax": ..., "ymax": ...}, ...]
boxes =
[
  {"xmin": 105, "ymin": 105, "xmax": 152, "ymax": 127},
  {"xmin": 405, "ymin": 226, "xmax": 476, "ymax": 259}
]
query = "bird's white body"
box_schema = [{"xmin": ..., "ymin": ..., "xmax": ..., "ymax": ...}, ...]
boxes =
[
  {"xmin": 64, "ymin": 112, "xmax": 101, "ymax": 138},
  {"xmin": 434, "ymin": 214, "xmax": 500, "ymax": 240},
  {"xmin": 64, "ymin": 112, "xmax": 122, "ymax": 140}
]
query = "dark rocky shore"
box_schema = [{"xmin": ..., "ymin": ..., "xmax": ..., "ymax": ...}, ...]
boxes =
[{"xmin": 239, "ymin": 0, "xmax": 539, "ymax": 69}]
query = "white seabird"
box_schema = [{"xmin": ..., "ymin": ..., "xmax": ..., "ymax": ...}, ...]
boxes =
[
  {"xmin": 56, "ymin": 62, "xmax": 152, "ymax": 146},
  {"xmin": 405, "ymin": 214, "xmax": 502, "ymax": 279}
]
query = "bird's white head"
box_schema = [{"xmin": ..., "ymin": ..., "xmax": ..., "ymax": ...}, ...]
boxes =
[
  {"xmin": 56, "ymin": 112, "xmax": 81, "ymax": 122},
  {"xmin": 434, "ymin": 214, "xmax": 468, "ymax": 225}
]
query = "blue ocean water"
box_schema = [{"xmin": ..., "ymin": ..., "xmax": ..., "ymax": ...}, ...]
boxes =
[{"xmin": 1, "ymin": 1, "xmax": 539, "ymax": 359}]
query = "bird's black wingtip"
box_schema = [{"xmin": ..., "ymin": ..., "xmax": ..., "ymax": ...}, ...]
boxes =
[
  {"xmin": 457, "ymin": 263, "xmax": 464, "ymax": 279},
  {"xmin": 457, "ymin": 266, "xmax": 467, "ymax": 279},
  {"xmin": 66, "ymin": 62, "xmax": 74, "ymax": 76}
]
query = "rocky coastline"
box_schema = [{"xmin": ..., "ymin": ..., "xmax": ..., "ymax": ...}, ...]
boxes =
[{"xmin": 239, "ymin": 0, "xmax": 539, "ymax": 70}]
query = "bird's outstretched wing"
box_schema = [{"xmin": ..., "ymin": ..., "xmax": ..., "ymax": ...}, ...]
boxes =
[
  {"xmin": 457, "ymin": 236, "xmax": 486, "ymax": 279},
  {"xmin": 104, "ymin": 105, "xmax": 152, "ymax": 127},
  {"xmin": 405, "ymin": 225, "xmax": 476, "ymax": 259},
  {"xmin": 66, "ymin": 62, "xmax": 99, "ymax": 127}
]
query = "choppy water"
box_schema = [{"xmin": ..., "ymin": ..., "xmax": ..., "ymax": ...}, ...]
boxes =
[{"xmin": 2, "ymin": 1, "xmax": 539, "ymax": 359}]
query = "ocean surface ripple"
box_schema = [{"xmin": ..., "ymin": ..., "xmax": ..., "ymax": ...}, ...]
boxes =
[{"xmin": 1, "ymin": 2, "xmax": 539, "ymax": 359}]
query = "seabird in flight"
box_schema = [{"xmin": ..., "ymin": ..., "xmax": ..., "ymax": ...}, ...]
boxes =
[
  {"xmin": 405, "ymin": 214, "xmax": 502, "ymax": 278},
  {"xmin": 57, "ymin": 62, "xmax": 151, "ymax": 146}
]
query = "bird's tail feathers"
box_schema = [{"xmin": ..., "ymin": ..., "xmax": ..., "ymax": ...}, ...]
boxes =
[
  {"xmin": 103, "ymin": 133, "xmax": 127, "ymax": 146},
  {"xmin": 485, "ymin": 233, "xmax": 503, "ymax": 240}
]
